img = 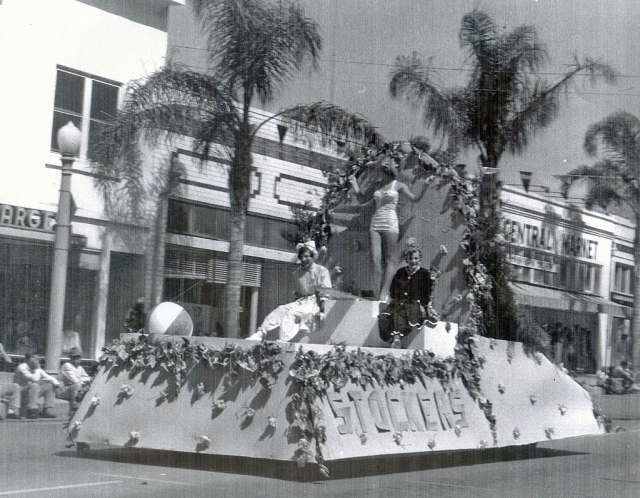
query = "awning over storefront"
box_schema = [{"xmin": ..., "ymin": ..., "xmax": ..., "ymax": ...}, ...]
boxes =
[{"xmin": 510, "ymin": 282, "xmax": 630, "ymax": 316}]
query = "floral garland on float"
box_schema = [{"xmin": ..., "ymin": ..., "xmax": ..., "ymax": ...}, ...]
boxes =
[{"xmin": 283, "ymin": 138, "xmax": 493, "ymax": 340}]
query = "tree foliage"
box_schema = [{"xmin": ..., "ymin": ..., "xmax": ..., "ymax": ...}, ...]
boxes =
[
  {"xmin": 92, "ymin": 0, "xmax": 378, "ymax": 338},
  {"xmin": 389, "ymin": 9, "xmax": 616, "ymax": 339},
  {"xmin": 389, "ymin": 9, "xmax": 616, "ymax": 168}
]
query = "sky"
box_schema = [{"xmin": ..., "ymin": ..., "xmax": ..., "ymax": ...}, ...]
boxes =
[{"xmin": 168, "ymin": 0, "xmax": 640, "ymax": 193}]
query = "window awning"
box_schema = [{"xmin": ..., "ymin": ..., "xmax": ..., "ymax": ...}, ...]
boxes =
[{"xmin": 509, "ymin": 282, "xmax": 630, "ymax": 316}]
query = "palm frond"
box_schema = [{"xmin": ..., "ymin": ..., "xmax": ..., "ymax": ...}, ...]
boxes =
[
  {"xmin": 563, "ymin": 159, "xmax": 639, "ymax": 212},
  {"xmin": 507, "ymin": 59, "xmax": 617, "ymax": 156},
  {"xmin": 585, "ymin": 183, "xmax": 624, "ymax": 211},
  {"xmin": 459, "ymin": 10, "xmax": 498, "ymax": 66},
  {"xmin": 584, "ymin": 111, "xmax": 640, "ymax": 168},
  {"xmin": 192, "ymin": 0, "xmax": 322, "ymax": 104},
  {"xmin": 97, "ymin": 67, "xmax": 235, "ymax": 153},
  {"xmin": 501, "ymin": 25, "xmax": 548, "ymax": 73},
  {"xmin": 281, "ymin": 101, "xmax": 381, "ymax": 151},
  {"xmin": 389, "ymin": 52, "xmax": 469, "ymax": 150},
  {"xmin": 91, "ymin": 66, "xmax": 237, "ymax": 212}
]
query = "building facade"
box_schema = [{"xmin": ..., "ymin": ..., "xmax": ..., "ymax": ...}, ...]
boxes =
[
  {"xmin": 0, "ymin": 2, "xmax": 635, "ymax": 372},
  {"xmin": 155, "ymin": 117, "xmax": 346, "ymax": 339},
  {"xmin": 502, "ymin": 185, "xmax": 634, "ymax": 373},
  {"xmin": 0, "ymin": 0, "xmax": 183, "ymax": 360},
  {"xmin": 0, "ymin": 0, "xmax": 348, "ymax": 361}
]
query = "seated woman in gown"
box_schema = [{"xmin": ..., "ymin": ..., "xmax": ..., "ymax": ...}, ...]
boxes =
[{"xmin": 248, "ymin": 241, "xmax": 332, "ymax": 342}]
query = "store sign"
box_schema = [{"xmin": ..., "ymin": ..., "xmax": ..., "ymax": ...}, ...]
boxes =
[
  {"xmin": 326, "ymin": 386, "xmax": 468, "ymax": 435},
  {"xmin": 503, "ymin": 219, "xmax": 598, "ymax": 260},
  {"xmin": 0, "ymin": 204, "xmax": 55, "ymax": 232},
  {"xmin": 506, "ymin": 254, "xmax": 560, "ymax": 273}
]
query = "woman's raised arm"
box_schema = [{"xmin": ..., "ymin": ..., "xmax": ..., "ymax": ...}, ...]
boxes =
[{"xmin": 398, "ymin": 179, "xmax": 428, "ymax": 203}]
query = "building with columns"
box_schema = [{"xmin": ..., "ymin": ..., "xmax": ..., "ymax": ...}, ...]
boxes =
[
  {"xmin": 502, "ymin": 184, "xmax": 634, "ymax": 373},
  {"xmin": 0, "ymin": 0, "xmax": 184, "ymax": 360}
]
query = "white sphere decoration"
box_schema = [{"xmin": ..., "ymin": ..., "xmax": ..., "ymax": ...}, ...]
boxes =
[{"xmin": 148, "ymin": 302, "xmax": 194, "ymax": 336}]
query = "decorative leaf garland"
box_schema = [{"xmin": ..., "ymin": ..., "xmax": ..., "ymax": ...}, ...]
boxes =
[
  {"xmin": 68, "ymin": 330, "xmax": 489, "ymax": 474},
  {"xmin": 286, "ymin": 334, "xmax": 486, "ymax": 472},
  {"xmin": 98, "ymin": 335, "xmax": 286, "ymax": 394}
]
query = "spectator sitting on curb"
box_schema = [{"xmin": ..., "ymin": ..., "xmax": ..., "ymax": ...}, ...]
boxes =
[
  {"xmin": 57, "ymin": 347, "xmax": 90, "ymax": 410},
  {"xmin": 596, "ymin": 367, "xmax": 610, "ymax": 390},
  {"xmin": 13, "ymin": 352, "xmax": 60, "ymax": 419},
  {"xmin": 0, "ymin": 343, "xmax": 22, "ymax": 420},
  {"xmin": 614, "ymin": 361, "xmax": 640, "ymax": 393}
]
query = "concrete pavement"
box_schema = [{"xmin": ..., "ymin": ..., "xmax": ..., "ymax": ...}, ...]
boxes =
[{"xmin": 1, "ymin": 418, "xmax": 639, "ymax": 497}]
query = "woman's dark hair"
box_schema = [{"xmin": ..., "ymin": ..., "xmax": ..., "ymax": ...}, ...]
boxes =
[{"xmin": 298, "ymin": 245, "xmax": 313, "ymax": 259}]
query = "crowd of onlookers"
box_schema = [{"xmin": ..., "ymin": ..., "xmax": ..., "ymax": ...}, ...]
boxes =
[
  {"xmin": 596, "ymin": 360, "xmax": 640, "ymax": 395},
  {"xmin": 0, "ymin": 342, "xmax": 91, "ymax": 420}
]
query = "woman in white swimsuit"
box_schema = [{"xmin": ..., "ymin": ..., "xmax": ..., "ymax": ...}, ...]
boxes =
[{"xmin": 350, "ymin": 157, "xmax": 428, "ymax": 302}]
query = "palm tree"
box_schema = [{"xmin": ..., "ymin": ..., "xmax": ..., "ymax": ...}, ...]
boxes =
[
  {"xmin": 389, "ymin": 9, "xmax": 616, "ymax": 339},
  {"xmin": 92, "ymin": 0, "xmax": 378, "ymax": 338},
  {"xmin": 563, "ymin": 111, "xmax": 640, "ymax": 370}
]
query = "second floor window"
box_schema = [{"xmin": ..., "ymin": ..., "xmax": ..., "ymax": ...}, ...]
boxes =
[
  {"xmin": 51, "ymin": 66, "xmax": 120, "ymax": 160},
  {"xmin": 614, "ymin": 263, "xmax": 634, "ymax": 295}
]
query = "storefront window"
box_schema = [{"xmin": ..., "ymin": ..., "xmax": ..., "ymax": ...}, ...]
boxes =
[
  {"xmin": 614, "ymin": 264, "xmax": 634, "ymax": 295},
  {"xmin": 0, "ymin": 238, "xmax": 95, "ymax": 357},
  {"xmin": 507, "ymin": 244, "xmax": 601, "ymax": 295},
  {"xmin": 611, "ymin": 316, "xmax": 632, "ymax": 366},
  {"xmin": 539, "ymin": 318, "xmax": 597, "ymax": 374},
  {"xmin": 167, "ymin": 199, "xmax": 296, "ymax": 251}
]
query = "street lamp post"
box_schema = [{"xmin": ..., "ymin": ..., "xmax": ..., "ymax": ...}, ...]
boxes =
[{"xmin": 45, "ymin": 121, "xmax": 81, "ymax": 373}]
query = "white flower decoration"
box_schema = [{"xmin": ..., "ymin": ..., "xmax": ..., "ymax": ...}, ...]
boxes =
[{"xmin": 196, "ymin": 435, "xmax": 211, "ymax": 449}]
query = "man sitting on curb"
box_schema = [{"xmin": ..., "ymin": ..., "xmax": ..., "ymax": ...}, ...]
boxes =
[
  {"xmin": 0, "ymin": 343, "xmax": 22, "ymax": 420},
  {"xmin": 14, "ymin": 352, "xmax": 60, "ymax": 419},
  {"xmin": 58, "ymin": 347, "xmax": 90, "ymax": 410}
]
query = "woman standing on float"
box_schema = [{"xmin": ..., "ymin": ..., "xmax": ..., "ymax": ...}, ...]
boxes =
[{"xmin": 349, "ymin": 155, "xmax": 431, "ymax": 302}]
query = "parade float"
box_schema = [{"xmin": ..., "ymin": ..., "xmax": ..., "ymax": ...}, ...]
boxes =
[{"xmin": 66, "ymin": 143, "xmax": 606, "ymax": 475}]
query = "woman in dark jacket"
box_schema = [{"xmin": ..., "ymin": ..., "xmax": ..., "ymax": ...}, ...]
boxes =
[{"xmin": 379, "ymin": 243, "xmax": 433, "ymax": 348}]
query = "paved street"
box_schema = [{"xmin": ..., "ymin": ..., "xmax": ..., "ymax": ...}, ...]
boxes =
[{"xmin": 1, "ymin": 419, "xmax": 639, "ymax": 497}]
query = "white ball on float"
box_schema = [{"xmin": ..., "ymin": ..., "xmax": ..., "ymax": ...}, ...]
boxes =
[{"xmin": 148, "ymin": 302, "xmax": 194, "ymax": 336}]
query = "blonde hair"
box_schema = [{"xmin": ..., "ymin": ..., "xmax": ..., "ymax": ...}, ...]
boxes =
[{"xmin": 402, "ymin": 237, "xmax": 421, "ymax": 262}]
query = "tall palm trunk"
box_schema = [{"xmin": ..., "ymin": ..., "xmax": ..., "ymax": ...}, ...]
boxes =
[
  {"xmin": 150, "ymin": 194, "xmax": 170, "ymax": 308},
  {"xmin": 632, "ymin": 213, "xmax": 640, "ymax": 370},
  {"xmin": 224, "ymin": 119, "xmax": 253, "ymax": 338},
  {"xmin": 225, "ymin": 196, "xmax": 246, "ymax": 338},
  {"xmin": 476, "ymin": 161, "xmax": 517, "ymax": 339}
]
